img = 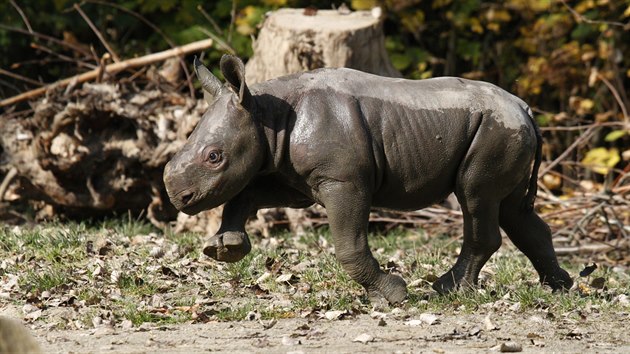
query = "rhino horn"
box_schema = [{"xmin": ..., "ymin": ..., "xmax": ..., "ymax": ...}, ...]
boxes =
[{"xmin": 193, "ymin": 56, "xmax": 223, "ymax": 103}]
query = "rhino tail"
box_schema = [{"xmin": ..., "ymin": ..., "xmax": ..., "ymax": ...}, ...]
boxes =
[{"xmin": 522, "ymin": 106, "xmax": 541, "ymax": 212}]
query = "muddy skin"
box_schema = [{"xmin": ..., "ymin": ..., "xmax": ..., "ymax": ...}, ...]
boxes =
[{"xmin": 163, "ymin": 55, "xmax": 573, "ymax": 305}]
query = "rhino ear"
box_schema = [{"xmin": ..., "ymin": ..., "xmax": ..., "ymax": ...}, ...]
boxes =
[
  {"xmin": 220, "ymin": 54, "xmax": 251, "ymax": 106},
  {"xmin": 193, "ymin": 56, "xmax": 223, "ymax": 103}
]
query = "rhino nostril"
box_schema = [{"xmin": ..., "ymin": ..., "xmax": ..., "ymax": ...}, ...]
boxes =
[{"xmin": 181, "ymin": 192, "xmax": 193, "ymax": 205}]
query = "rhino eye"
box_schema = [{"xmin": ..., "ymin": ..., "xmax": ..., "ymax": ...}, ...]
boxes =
[{"xmin": 202, "ymin": 148, "xmax": 223, "ymax": 165}]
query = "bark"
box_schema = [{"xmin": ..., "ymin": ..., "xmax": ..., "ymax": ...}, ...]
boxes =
[{"xmin": 245, "ymin": 8, "xmax": 400, "ymax": 84}]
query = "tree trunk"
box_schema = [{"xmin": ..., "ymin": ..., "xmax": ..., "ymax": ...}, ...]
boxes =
[{"xmin": 245, "ymin": 8, "xmax": 400, "ymax": 84}]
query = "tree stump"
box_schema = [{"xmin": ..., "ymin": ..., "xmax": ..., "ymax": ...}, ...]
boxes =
[{"xmin": 245, "ymin": 8, "xmax": 400, "ymax": 84}]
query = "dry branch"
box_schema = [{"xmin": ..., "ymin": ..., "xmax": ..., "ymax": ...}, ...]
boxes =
[
  {"xmin": 73, "ymin": 3, "xmax": 121, "ymax": 63},
  {"xmin": 0, "ymin": 38, "xmax": 213, "ymax": 108}
]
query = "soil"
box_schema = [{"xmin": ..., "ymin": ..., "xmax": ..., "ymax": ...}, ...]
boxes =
[{"xmin": 4, "ymin": 305, "xmax": 628, "ymax": 353}]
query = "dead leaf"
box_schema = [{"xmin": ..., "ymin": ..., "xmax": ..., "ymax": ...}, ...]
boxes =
[
  {"xmin": 275, "ymin": 273, "xmax": 297, "ymax": 283},
  {"xmin": 580, "ymin": 263, "xmax": 598, "ymax": 277},
  {"xmin": 468, "ymin": 326, "xmax": 481, "ymax": 336},
  {"xmin": 281, "ymin": 336, "xmax": 300, "ymax": 346},
  {"xmin": 419, "ymin": 313, "xmax": 439, "ymax": 325},
  {"xmin": 484, "ymin": 315, "xmax": 498, "ymax": 331},
  {"xmin": 324, "ymin": 310, "xmax": 347, "ymax": 321},
  {"xmin": 500, "ymin": 341, "xmax": 522, "ymax": 352},
  {"xmin": 590, "ymin": 277, "xmax": 606, "ymax": 289},
  {"xmin": 352, "ymin": 333, "xmax": 375, "ymax": 344},
  {"xmin": 260, "ymin": 318, "xmax": 277, "ymax": 330}
]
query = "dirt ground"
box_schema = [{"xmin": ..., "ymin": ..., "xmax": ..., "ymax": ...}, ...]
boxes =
[{"xmin": 3, "ymin": 305, "xmax": 628, "ymax": 353}]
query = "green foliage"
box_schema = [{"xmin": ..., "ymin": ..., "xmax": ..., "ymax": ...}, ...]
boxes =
[{"xmin": 1, "ymin": 0, "xmax": 628, "ymax": 176}]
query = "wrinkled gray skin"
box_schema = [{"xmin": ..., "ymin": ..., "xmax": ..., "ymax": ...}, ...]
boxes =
[{"xmin": 164, "ymin": 54, "xmax": 573, "ymax": 304}]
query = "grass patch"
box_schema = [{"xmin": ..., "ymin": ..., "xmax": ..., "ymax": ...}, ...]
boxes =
[{"xmin": 2, "ymin": 219, "xmax": 629, "ymax": 327}]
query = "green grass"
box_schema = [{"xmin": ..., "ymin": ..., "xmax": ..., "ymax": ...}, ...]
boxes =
[{"xmin": 1, "ymin": 219, "xmax": 628, "ymax": 327}]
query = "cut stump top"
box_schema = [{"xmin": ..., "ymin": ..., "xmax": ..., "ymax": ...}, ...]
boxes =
[{"xmin": 269, "ymin": 8, "xmax": 381, "ymax": 32}]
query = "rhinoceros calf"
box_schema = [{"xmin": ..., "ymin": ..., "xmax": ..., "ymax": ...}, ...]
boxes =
[{"xmin": 163, "ymin": 55, "xmax": 572, "ymax": 304}]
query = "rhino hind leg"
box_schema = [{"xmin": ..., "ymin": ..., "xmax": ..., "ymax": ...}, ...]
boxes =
[
  {"xmin": 433, "ymin": 199, "xmax": 502, "ymax": 294},
  {"xmin": 499, "ymin": 189, "xmax": 573, "ymax": 291}
]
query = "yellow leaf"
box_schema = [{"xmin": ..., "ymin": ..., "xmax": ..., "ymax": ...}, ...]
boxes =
[
  {"xmin": 623, "ymin": 6, "xmax": 630, "ymax": 18},
  {"xmin": 262, "ymin": 0, "xmax": 287, "ymax": 5},
  {"xmin": 351, "ymin": 0, "xmax": 377, "ymax": 10},
  {"xmin": 575, "ymin": 0, "xmax": 595, "ymax": 14},
  {"xmin": 605, "ymin": 130, "xmax": 628, "ymax": 142},
  {"xmin": 470, "ymin": 18, "xmax": 484, "ymax": 34},
  {"xmin": 486, "ymin": 8, "xmax": 511, "ymax": 22},
  {"xmin": 433, "ymin": 0, "xmax": 453, "ymax": 9},
  {"xmin": 487, "ymin": 22, "xmax": 501, "ymax": 32},
  {"xmin": 582, "ymin": 147, "xmax": 620, "ymax": 175},
  {"xmin": 579, "ymin": 98, "xmax": 594, "ymax": 112}
]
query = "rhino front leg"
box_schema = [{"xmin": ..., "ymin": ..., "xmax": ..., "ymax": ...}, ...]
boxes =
[
  {"xmin": 204, "ymin": 179, "xmax": 312, "ymax": 263},
  {"xmin": 320, "ymin": 182, "xmax": 407, "ymax": 304},
  {"xmin": 202, "ymin": 196, "xmax": 253, "ymax": 263}
]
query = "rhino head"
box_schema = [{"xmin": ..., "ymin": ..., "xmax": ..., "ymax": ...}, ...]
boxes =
[{"xmin": 163, "ymin": 55, "xmax": 262, "ymax": 215}]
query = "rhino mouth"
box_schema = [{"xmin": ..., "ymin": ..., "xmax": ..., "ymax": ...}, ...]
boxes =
[
  {"xmin": 180, "ymin": 194, "xmax": 210, "ymax": 215},
  {"xmin": 180, "ymin": 191, "xmax": 228, "ymax": 215}
]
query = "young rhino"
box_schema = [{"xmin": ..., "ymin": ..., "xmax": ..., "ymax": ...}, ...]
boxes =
[{"xmin": 163, "ymin": 54, "xmax": 573, "ymax": 304}]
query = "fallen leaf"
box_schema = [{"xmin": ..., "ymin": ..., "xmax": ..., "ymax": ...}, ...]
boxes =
[
  {"xmin": 121, "ymin": 319, "xmax": 133, "ymax": 330},
  {"xmin": 500, "ymin": 341, "xmax": 522, "ymax": 352},
  {"xmin": 590, "ymin": 277, "xmax": 606, "ymax": 289},
  {"xmin": 260, "ymin": 318, "xmax": 277, "ymax": 330},
  {"xmin": 468, "ymin": 326, "xmax": 481, "ymax": 336},
  {"xmin": 615, "ymin": 294, "xmax": 629, "ymax": 305},
  {"xmin": 252, "ymin": 338, "xmax": 271, "ymax": 347},
  {"xmin": 276, "ymin": 273, "xmax": 297, "ymax": 283},
  {"xmin": 256, "ymin": 271, "xmax": 272, "ymax": 284},
  {"xmin": 419, "ymin": 313, "xmax": 439, "ymax": 325},
  {"xmin": 580, "ymin": 263, "xmax": 598, "ymax": 277},
  {"xmin": 484, "ymin": 315, "xmax": 498, "ymax": 331},
  {"xmin": 404, "ymin": 319, "xmax": 423, "ymax": 326},
  {"xmin": 353, "ymin": 333, "xmax": 375, "ymax": 344},
  {"xmin": 281, "ymin": 336, "xmax": 300, "ymax": 346},
  {"xmin": 324, "ymin": 310, "xmax": 347, "ymax": 321}
]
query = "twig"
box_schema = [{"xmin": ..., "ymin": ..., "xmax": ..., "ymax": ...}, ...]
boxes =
[
  {"xmin": 539, "ymin": 125, "xmax": 598, "ymax": 176},
  {"xmin": 9, "ymin": 0, "xmax": 33, "ymax": 33},
  {"xmin": 596, "ymin": 72, "xmax": 630, "ymax": 127},
  {"xmin": 539, "ymin": 121, "xmax": 626, "ymax": 132},
  {"xmin": 73, "ymin": 3, "xmax": 121, "ymax": 63},
  {"xmin": 602, "ymin": 204, "xmax": 629, "ymax": 239},
  {"xmin": 197, "ymin": 4, "xmax": 224, "ymax": 35},
  {"xmin": 555, "ymin": 242, "xmax": 626, "ymax": 255},
  {"xmin": 84, "ymin": 0, "xmax": 194, "ymax": 97},
  {"xmin": 0, "ymin": 68, "xmax": 43, "ymax": 86},
  {"xmin": 0, "ymin": 24, "xmax": 92, "ymax": 56},
  {"xmin": 30, "ymin": 42, "xmax": 97, "ymax": 70},
  {"xmin": 199, "ymin": 28, "xmax": 236, "ymax": 55},
  {"xmin": 227, "ymin": 0, "xmax": 237, "ymax": 44},
  {"xmin": 0, "ymin": 38, "xmax": 213, "ymax": 108},
  {"xmin": 559, "ymin": 0, "xmax": 629, "ymax": 29},
  {"xmin": 0, "ymin": 167, "xmax": 18, "ymax": 201}
]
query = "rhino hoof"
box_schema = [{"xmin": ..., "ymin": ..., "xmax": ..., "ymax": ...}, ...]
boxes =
[
  {"xmin": 542, "ymin": 269, "xmax": 573, "ymax": 292},
  {"xmin": 369, "ymin": 273, "xmax": 407, "ymax": 305},
  {"xmin": 432, "ymin": 271, "xmax": 462, "ymax": 295},
  {"xmin": 203, "ymin": 231, "xmax": 251, "ymax": 263}
]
